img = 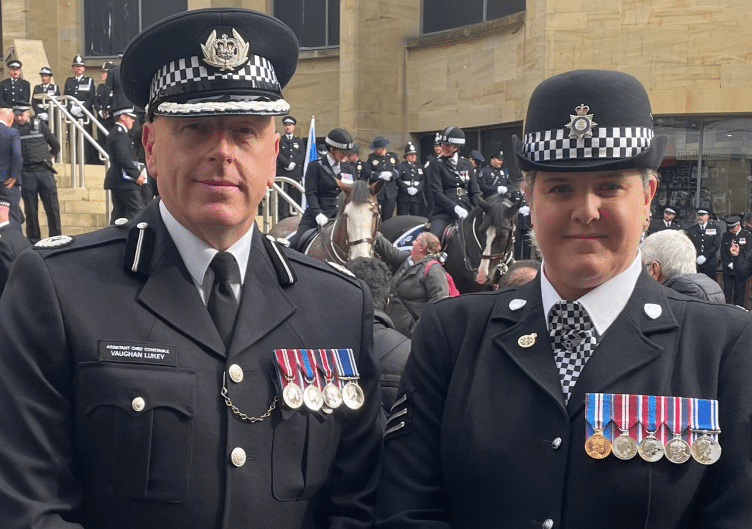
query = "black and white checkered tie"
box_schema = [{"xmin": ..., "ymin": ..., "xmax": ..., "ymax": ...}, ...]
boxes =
[
  {"xmin": 332, "ymin": 162, "xmax": 341, "ymax": 176},
  {"xmin": 548, "ymin": 300, "xmax": 598, "ymax": 404}
]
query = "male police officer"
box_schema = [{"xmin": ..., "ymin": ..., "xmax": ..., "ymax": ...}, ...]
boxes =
[
  {"xmin": 478, "ymin": 150, "xmax": 511, "ymax": 199},
  {"xmin": 687, "ymin": 208, "xmax": 720, "ymax": 279},
  {"xmin": 363, "ymin": 136, "xmax": 400, "ymax": 221},
  {"xmin": 720, "ymin": 215, "xmax": 751, "ymax": 306},
  {"xmin": 0, "ymin": 59, "xmax": 30, "ymax": 109},
  {"xmin": 13, "ymin": 104, "xmax": 61, "ymax": 244},
  {"xmin": 276, "ymin": 115, "xmax": 304, "ymax": 219},
  {"xmin": 396, "ymin": 142, "xmax": 425, "ymax": 216},
  {"xmin": 649, "ymin": 206, "xmax": 680, "ymax": 233},
  {"xmin": 0, "ymin": 9, "xmax": 381, "ymax": 529},
  {"xmin": 32, "ymin": 66, "xmax": 60, "ymax": 123}
]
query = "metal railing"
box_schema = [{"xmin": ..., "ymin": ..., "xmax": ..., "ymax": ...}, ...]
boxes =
[{"xmin": 261, "ymin": 177, "xmax": 305, "ymax": 232}]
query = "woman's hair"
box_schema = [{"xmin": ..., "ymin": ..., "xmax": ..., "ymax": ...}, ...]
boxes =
[{"xmin": 417, "ymin": 232, "xmax": 442, "ymax": 255}]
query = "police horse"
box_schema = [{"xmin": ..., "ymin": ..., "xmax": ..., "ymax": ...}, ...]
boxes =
[
  {"xmin": 379, "ymin": 195, "xmax": 520, "ymax": 293},
  {"xmin": 270, "ymin": 179, "xmax": 383, "ymax": 265}
]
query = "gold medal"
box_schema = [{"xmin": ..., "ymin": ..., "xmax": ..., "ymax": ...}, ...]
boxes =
[
  {"xmin": 611, "ymin": 432, "xmax": 638, "ymax": 460},
  {"xmin": 638, "ymin": 433, "xmax": 664, "ymax": 463},
  {"xmin": 691, "ymin": 434, "xmax": 721, "ymax": 465},
  {"xmin": 282, "ymin": 382, "xmax": 304, "ymax": 409},
  {"xmin": 303, "ymin": 383, "xmax": 324, "ymax": 411},
  {"xmin": 584, "ymin": 430, "xmax": 612, "ymax": 459},
  {"xmin": 665, "ymin": 435, "xmax": 691, "ymax": 464},
  {"xmin": 342, "ymin": 381, "xmax": 365, "ymax": 410},
  {"xmin": 323, "ymin": 382, "xmax": 343, "ymax": 409}
]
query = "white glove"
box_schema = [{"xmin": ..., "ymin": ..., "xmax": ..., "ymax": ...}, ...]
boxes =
[
  {"xmin": 696, "ymin": 255, "xmax": 707, "ymax": 266},
  {"xmin": 378, "ymin": 171, "xmax": 392, "ymax": 181},
  {"xmin": 407, "ymin": 187, "xmax": 418, "ymax": 196},
  {"xmin": 286, "ymin": 162, "xmax": 296, "ymax": 171},
  {"xmin": 71, "ymin": 106, "xmax": 83, "ymax": 117},
  {"xmin": 316, "ymin": 213, "xmax": 328, "ymax": 227},
  {"xmin": 497, "ymin": 185, "xmax": 508, "ymax": 195},
  {"xmin": 519, "ymin": 205, "xmax": 530, "ymax": 216},
  {"xmin": 38, "ymin": 112, "xmax": 48, "ymax": 121},
  {"xmin": 728, "ymin": 262, "xmax": 734, "ymax": 270},
  {"xmin": 454, "ymin": 205, "xmax": 468, "ymax": 220}
]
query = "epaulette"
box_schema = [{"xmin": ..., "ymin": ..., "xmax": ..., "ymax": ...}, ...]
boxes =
[
  {"xmin": 325, "ymin": 261, "xmax": 356, "ymax": 278},
  {"xmin": 280, "ymin": 245, "xmax": 361, "ymax": 288},
  {"xmin": 262, "ymin": 234, "xmax": 297, "ymax": 286},
  {"xmin": 33, "ymin": 222, "xmax": 130, "ymax": 257}
]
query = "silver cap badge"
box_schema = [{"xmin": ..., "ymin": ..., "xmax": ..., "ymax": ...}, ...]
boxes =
[{"xmin": 201, "ymin": 28, "xmax": 250, "ymax": 71}]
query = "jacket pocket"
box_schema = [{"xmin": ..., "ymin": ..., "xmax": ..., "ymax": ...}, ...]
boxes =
[{"xmin": 77, "ymin": 362, "xmax": 196, "ymax": 502}]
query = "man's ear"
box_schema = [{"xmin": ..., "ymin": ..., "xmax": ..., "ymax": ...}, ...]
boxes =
[{"xmin": 142, "ymin": 121, "xmax": 158, "ymax": 178}]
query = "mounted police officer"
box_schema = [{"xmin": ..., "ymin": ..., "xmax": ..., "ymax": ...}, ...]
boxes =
[
  {"xmin": 32, "ymin": 66, "xmax": 60, "ymax": 123},
  {"xmin": 363, "ymin": 136, "xmax": 400, "ymax": 221},
  {"xmin": 289, "ymin": 127, "xmax": 357, "ymax": 249},
  {"xmin": 396, "ymin": 142, "xmax": 425, "ymax": 216},
  {"xmin": 426, "ymin": 125, "xmax": 480, "ymax": 239},
  {"xmin": 276, "ymin": 115, "xmax": 305, "ymax": 219},
  {"xmin": 478, "ymin": 150, "xmax": 511, "ymax": 199},
  {"xmin": 12, "ymin": 103, "xmax": 61, "ymax": 244}
]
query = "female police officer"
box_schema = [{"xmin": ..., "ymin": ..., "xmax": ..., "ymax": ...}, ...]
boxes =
[{"xmin": 376, "ymin": 70, "xmax": 752, "ymax": 528}]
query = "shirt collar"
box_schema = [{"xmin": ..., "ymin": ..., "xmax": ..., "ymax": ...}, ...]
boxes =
[
  {"xmin": 0, "ymin": 221, "xmax": 9, "ymax": 229},
  {"xmin": 326, "ymin": 153, "xmax": 338, "ymax": 167},
  {"xmin": 159, "ymin": 200, "xmax": 253, "ymax": 290},
  {"xmin": 541, "ymin": 252, "xmax": 643, "ymax": 337}
]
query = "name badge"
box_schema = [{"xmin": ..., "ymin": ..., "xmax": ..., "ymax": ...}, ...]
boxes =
[
  {"xmin": 340, "ymin": 172, "xmax": 354, "ymax": 184},
  {"xmin": 99, "ymin": 340, "xmax": 177, "ymax": 366}
]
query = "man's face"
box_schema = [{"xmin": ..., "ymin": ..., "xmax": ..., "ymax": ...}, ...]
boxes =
[
  {"xmin": 15, "ymin": 110, "xmax": 31, "ymax": 125},
  {"xmin": 348, "ymin": 152, "xmax": 360, "ymax": 163},
  {"xmin": 490, "ymin": 157, "xmax": 502, "ymax": 168},
  {"xmin": 9, "ymin": 67, "xmax": 21, "ymax": 79},
  {"xmin": 433, "ymin": 144, "xmax": 442, "ymax": 155},
  {"xmin": 698, "ymin": 213, "xmax": 709, "ymax": 224},
  {"xmin": 144, "ymin": 114, "xmax": 279, "ymax": 247},
  {"xmin": 527, "ymin": 168, "xmax": 655, "ymax": 299},
  {"xmin": 405, "ymin": 153, "xmax": 417, "ymax": 163},
  {"xmin": 374, "ymin": 147, "xmax": 387, "ymax": 157},
  {"xmin": 663, "ymin": 211, "xmax": 675, "ymax": 222},
  {"xmin": 72, "ymin": 65, "xmax": 85, "ymax": 76},
  {"xmin": 100, "ymin": 71, "xmax": 108, "ymax": 82},
  {"xmin": 731, "ymin": 223, "xmax": 741, "ymax": 234},
  {"xmin": 40, "ymin": 74, "xmax": 52, "ymax": 84},
  {"xmin": 283, "ymin": 123, "xmax": 295, "ymax": 135},
  {"xmin": 120, "ymin": 114, "xmax": 135, "ymax": 130},
  {"xmin": 440, "ymin": 143, "xmax": 457, "ymax": 157}
]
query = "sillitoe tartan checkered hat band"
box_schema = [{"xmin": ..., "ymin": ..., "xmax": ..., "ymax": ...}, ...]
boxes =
[
  {"xmin": 149, "ymin": 54, "xmax": 289, "ymax": 115},
  {"xmin": 522, "ymin": 126, "xmax": 654, "ymax": 163}
]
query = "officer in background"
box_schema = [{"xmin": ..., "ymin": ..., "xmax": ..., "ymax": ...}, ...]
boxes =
[
  {"xmin": 720, "ymin": 215, "xmax": 750, "ymax": 306},
  {"xmin": 276, "ymin": 115, "xmax": 304, "ymax": 219},
  {"xmin": 687, "ymin": 208, "xmax": 720, "ymax": 279},
  {"xmin": 423, "ymin": 132, "xmax": 441, "ymax": 168},
  {"xmin": 348, "ymin": 144, "xmax": 364, "ymax": 180},
  {"xmin": 289, "ymin": 127, "xmax": 358, "ymax": 249},
  {"xmin": 94, "ymin": 61, "xmax": 115, "ymax": 163},
  {"xmin": 0, "ymin": 59, "xmax": 30, "ymax": 109},
  {"xmin": 363, "ymin": 136, "xmax": 399, "ymax": 221},
  {"xmin": 12, "ymin": 104, "xmax": 61, "ymax": 244},
  {"xmin": 426, "ymin": 126, "xmax": 479, "ymax": 238},
  {"xmin": 649, "ymin": 206, "xmax": 680, "ymax": 233},
  {"xmin": 105, "ymin": 107, "xmax": 145, "ymax": 222},
  {"xmin": 478, "ymin": 150, "xmax": 511, "ymax": 199},
  {"xmin": 396, "ymin": 142, "xmax": 425, "ymax": 216},
  {"xmin": 32, "ymin": 66, "xmax": 60, "ymax": 123},
  {"xmin": 468, "ymin": 150, "xmax": 485, "ymax": 179},
  {"xmin": 0, "ymin": 8, "xmax": 381, "ymax": 529},
  {"xmin": 64, "ymin": 54, "xmax": 97, "ymax": 163}
]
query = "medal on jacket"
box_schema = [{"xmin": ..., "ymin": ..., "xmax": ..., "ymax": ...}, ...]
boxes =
[
  {"xmin": 690, "ymin": 398, "xmax": 722, "ymax": 465},
  {"xmin": 585, "ymin": 393, "xmax": 612, "ymax": 459},
  {"xmin": 611, "ymin": 393, "xmax": 638, "ymax": 460},
  {"xmin": 665, "ymin": 396, "xmax": 692, "ymax": 464},
  {"xmin": 333, "ymin": 349, "xmax": 364, "ymax": 410},
  {"xmin": 637, "ymin": 395, "xmax": 665, "ymax": 462},
  {"xmin": 317, "ymin": 349, "xmax": 343, "ymax": 410},
  {"xmin": 275, "ymin": 349, "xmax": 304, "ymax": 410},
  {"xmin": 297, "ymin": 349, "xmax": 324, "ymax": 411}
]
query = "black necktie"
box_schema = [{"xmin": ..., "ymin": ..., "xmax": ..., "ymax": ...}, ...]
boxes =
[{"xmin": 208, "ymin": 252, "xmax": 239, "ymax": 349}]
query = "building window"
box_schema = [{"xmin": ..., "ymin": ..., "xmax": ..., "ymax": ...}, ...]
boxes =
[
  {"xmin": 84, "ymin": 0, "xmax": 187, "ymax": 58},
  {"xmin": 422, "ymin": 0, "xmax": 525, "ymax": 35},
  {"xmin": 274, "ymin": 0, "xmax": 340, "ymax": 49}
]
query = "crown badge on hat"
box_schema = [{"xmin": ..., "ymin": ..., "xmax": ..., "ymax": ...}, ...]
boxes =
[
  {"xmin": 566, "ymin": 104, "xmax": 597, "ymax": 140},
  {"xmin": 201, "ymin": 28, "xmax": 250, "ymax": 71}
]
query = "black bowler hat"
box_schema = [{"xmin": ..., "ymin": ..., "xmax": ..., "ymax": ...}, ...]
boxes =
[
  {"xmin": 7, "ymin": 59, "xmax": 21, "ymax": 69},
  {"xmin": 439, "ymin": 126, "xmax": 465, "ymax": 146},
  {"xmin": 370, "ymin": 136, "xmax": 389, "ymax": 149},
  {"xmin": 513, "ymin": 70, "xmax": 667, "ymax": 172},
  {"xmin": 282, "ymin": 116, "xmax": 296, "ymax": 125},
  {"xmin": 120, "ymin": 8, "xmax": 299, "ymax": 118},
  {"xmin": 325, "ymin": 128, "xmax": 356, "ymax": 154},
  {"xmin": 470, "ymin": 150, "xmax": 485, "ymax": 163},
  {"xmin": 404, "ymin": 142, "xmax": 417, "ymax": 156}
]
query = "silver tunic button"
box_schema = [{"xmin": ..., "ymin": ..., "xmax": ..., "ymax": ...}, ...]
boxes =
[
  {"xmin": 228, "ymin": 364, "xmax": 244, "ymax": 383},
  {"xmin": 552, "ymin": 437, "xmax": 562, "ymax": 450},
  {"xmin": 543, "ymin": 519, "xmax": 554, "ymax": 529},
  {"xmin": 132, "ymin": 397, "xmax": 145, "ymax": 412},
  {"xmin": 230, "ymin": 447, "xmax": 247, "ymax": 467}
]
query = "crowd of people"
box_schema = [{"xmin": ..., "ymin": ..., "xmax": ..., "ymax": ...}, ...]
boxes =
[{"xmin": 0, "ymin": 8, "xmax": 750, "ymax": 528}]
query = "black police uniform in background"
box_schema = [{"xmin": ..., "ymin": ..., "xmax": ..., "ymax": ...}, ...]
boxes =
[
  {"xmin": 0, "ymin": 212, "xmax": 31, "ymax": 295},
  {"xmin": 64, "ymin": 58, "xmax": 97, "ymax": 163},
  {"xmin": 478, "ymin": 161, "xmax": 511, "ymax": 199},
  {"xmin": 14, "ymin": 114, "xmax": 62, "ymax": 243},
  {"xmin": 363, "ymin": 140, "xmax": 400, "ymax": 221},
  {"xmin": 276, "ymin": 120, "xmax": 304, "ymax": 219},
  {"xmin": 720, "ymin": 219, "xmax": 751, "ymax": 306},
  {"xmin": 94, "ymin": 64, "xmax": 115, "ymax": 162},
  {"xmin": 32, "ymin": 76, "xmax": 60, "ymax": 122},
  {"xmin": 427, "ymin": 153, "xmax": 479, "ymax": 238},
  {"xmin": 105, "ymin": 119, "xmax": 143, "ymax": 222},
  {"xmin": 687, "ymin": 219, "xmax": 720, "ymax": 279},
  {"xmin": 0, "ymin": 64, "xmax": 30, "ymax": 109},
  {"xmin": 396, "ymin": 149, "xmax": 425, "ymax": 217}
]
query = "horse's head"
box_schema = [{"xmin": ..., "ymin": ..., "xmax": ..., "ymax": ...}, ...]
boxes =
[
  {"xmin": 334, "ymin": 179, "xmax": 382, "ymax": 261},
  {"xmin": 474, "ymin": 195, "xmax": 520, "ymax": 285}
]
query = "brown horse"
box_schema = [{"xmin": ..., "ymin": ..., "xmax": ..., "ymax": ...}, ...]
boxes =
[{"xmin": 269, "ymin": 179, "xmax": 383, "ymax": 265}]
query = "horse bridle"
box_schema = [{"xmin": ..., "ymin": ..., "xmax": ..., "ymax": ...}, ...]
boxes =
[
  {"xmin": 323, "ymin": 198, "xmax": 381, "ymax": 265},
  {"xmin": 458, "ymin": 214, "xmax": 516, "ymax": 279}
]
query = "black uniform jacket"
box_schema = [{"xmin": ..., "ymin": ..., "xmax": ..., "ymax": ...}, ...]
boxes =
[
  {"xmin": 0, "ymin": 222, "xmax": 31, "ymax": 294},
  {"xmin": 363, "ymin": 152, "xmax": 399, "ymax": 201},
  {"xmin": 0, "ymin": 201, "xmax": 383, "ymax": 529},
  {"xmin": 0, "ymin": 77, "xmax": 30, "ymax": 108},
  {"xmin": 477, "ymin": 165, "xmax": 510, "ymax": 198},
  {"xmin": 396, "ymin": 161, "xmax": 425, "ymax": 204},
  {"xmin": 104, "ymin": 123, "xmax": 140, "ymax": 191},
  {"xmin": 427, "ymin": 156, "xmax": 480, "ymax": 221},
  {"xmin": 686, "ymin": 223, "xmax": 720, "ymax": 263},
  {"xmin": 277, "ymin": 134, "xmax": 305, "ymax": 179},
  {"xmin": 32, "ymin": 83, "xmax": 60, "ymax": 117},
  {"xmin": 721, "ymin": 228, "xmax": 751, "ymax": 271},
  {"xmin": 648, "ymin": 218, "xmax": 680, "ymax": 234},
  {"xmin": 63, "ymin": 75, "xmax": 95, "ymax": 111},
  {"xmin": 301, "ymin": 158, "xmax": 355, "ymax": 220},
  {"xmin": 376, "ymin": 272, "xmax": 752, "ymax": 528}
]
